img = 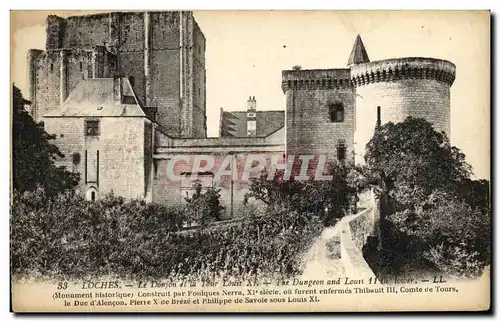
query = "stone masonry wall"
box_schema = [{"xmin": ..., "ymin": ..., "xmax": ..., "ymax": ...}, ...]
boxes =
[
  {"xmin": 152, "ymin": 149, "xmax": 285, "ymax": 218},
  {"xmin": 352, "ymin": 58, "xmax": 455, "ymax": 163},
  {"xmin": 44, "ymin": 117, "xmax": 149, "ymax": 200},
  {"xmin": 34, "ymin": 11, "xmax": 207, "ymax": 139},
  {"xmin": 282, "ymin": 69, "xmax": 355, "ymax": 160},
  {"xmin": 190, "ymin": 18, "xmax": 207, "ymax": 138},
  {"xmin": 28, "ymin": 48, "xmax": 115, "ymax": 122}
]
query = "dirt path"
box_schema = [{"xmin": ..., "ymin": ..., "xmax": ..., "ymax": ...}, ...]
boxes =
[
  {"xmin": 300, "ymin": 191, "xmax": 375, "ymax": 279},
  {"xmin": 300, "ymin": 222, "xmax": 345, "ymax": 279}
]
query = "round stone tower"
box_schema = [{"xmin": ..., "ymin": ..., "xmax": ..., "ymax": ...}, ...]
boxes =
[{"xmin": 350, "ymin": 54, "xmax": 456, "ymax": 163}]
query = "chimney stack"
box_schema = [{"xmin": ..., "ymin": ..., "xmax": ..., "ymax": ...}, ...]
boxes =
[
  {"xmin": 247, "ymin": 96, "xmax": 256, "ymax": 112},
  {"xmin": 247, "ymin": 96, "xmax": 257, "ymax": 136}
]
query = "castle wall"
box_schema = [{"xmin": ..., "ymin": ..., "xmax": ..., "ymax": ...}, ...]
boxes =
[
  {"xmin": 117, "ymin": 12, "xmax": 146, "ymax": 103},
  {"xmin": 149, "ymin": 12, "xmax": 182, "ymax": 136},
  {"xmin": 28, "ymin": 48, "xmax": 116, "ymax": 122},
  {"xmin": 191, "ymin": 19, "xmax": 207, "ymax": 138},
  {"xmin": 44, "ymin": 117, "xmax": 151, "ymax": 200},
  {"xmin": 152, "ymin": 142, "xmax": 285, "ymax": 218},
  {"xmin": 27, "ymin": 50, "xmax": 60, "ymax": 122},
  {"xmin": 60, "ymin": 14, "xmax": 111, "ymax": 49},
  {"xmin": 351, "ymin": 58, "xmax": 455, "ymax": 163},
  {"xmin": 33, "ymin": 11, "xmax": 207, "ymax": 138},
  {"xmin": 282, "ymin": 69, "xmax": 355, "ymax": 160}
]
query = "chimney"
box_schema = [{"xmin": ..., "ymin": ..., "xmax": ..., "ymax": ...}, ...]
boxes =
[
  {"xmin": 247, "ymin": 96, "xmax": 256, "ymax": 112},
  {"xmin": 246, "ymin": 96, "xmax": 257, "ymax": 136},
  {"xmin": 113, "ymin": 76, "xmax": 122, "ymax": 104}
]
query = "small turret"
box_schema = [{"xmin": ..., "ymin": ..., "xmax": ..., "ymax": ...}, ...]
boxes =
[{"xmin": 347, "ymin": 34, "xmax": 370, "ymax": 66}]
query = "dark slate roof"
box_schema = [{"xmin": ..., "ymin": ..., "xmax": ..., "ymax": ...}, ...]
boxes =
[
  {"xmin": 44, "ymin": 78, "xmax": 146, "ymax": 117},
  {"xmin": 220, "ymin": 110, "xmax": 285, "ymax": 138},
  {"xmin": 347, "ymin": 34, "xmax": 370, "ymax": 66}
]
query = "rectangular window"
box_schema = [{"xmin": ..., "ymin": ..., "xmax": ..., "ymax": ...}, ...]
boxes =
[
  {"xmin": 376, "ymin": 106, "xmax": 381, "ymax": 127},
  {"xmin": 337, "ymin": 144, "xmax": 346, "ymax": 161},
  {"xmin": 329, "ymin": 104, "xmax": 344, "ymax": 122},
  {"xmin": 85, "ymin": 120, "xmax": 100, "ymax": 136}
]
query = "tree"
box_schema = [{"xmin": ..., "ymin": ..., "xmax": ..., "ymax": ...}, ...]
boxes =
[
  {"xmin": 184, "ymin": 181, "xmax": 224, "ymax": 226},
  {"xmin": 364, "ymin": 117, "xmax": 472, "ymax": 212},
  {"xmin": 245, "ymin": 162, "xmax": 360, "ymax": 226},
  {"xmin": 12, "ymin": 85, "xmax": 80, "ymax": 197},
  {"xmin": 363, "ymin": 117, "xmax": 490, "ymax": 277}
]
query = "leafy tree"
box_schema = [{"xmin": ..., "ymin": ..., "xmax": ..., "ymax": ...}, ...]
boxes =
[
  {"xmin": 12, "ymin": 85, "xmax": 80, "ymax": 197},
  {"xmin": 245, "ymin": 162, "xmax": 360, "ymax": 226},
  {"xmin": 364, "ymin": 117, "xmax": 490, "ymax": 278},
  {"xmin": 364, "ymin": 117, "xmax": 472, "ymax": 212},
  {"xmin": 184, "ymin": 180, "xmax": 224, "ymax": 226}
]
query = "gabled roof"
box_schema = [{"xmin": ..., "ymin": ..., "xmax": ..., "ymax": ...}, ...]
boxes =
[
  {"xmin": 44, "ymin": 78, "xmax": 147, "ymax": 117},
  {"xmin": 347, "ymin": 34, "xmax": 370, "ymax": 66},
  {"xmin": 220, "ymin": 110, "xmax": 285, "ymax": 138}
]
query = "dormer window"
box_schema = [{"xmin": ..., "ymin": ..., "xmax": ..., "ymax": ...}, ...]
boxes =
[{"xmin": 329, "ymin": 103, "xmax": 344, "ymax": 123}]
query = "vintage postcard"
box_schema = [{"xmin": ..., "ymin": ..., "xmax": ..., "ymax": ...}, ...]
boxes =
[{"xmin": 10, "ymin": 10, "xmax": 491, "ymax": 312}]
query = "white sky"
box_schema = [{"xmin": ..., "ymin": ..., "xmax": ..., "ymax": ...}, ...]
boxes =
[{"xmin": 11, "ymin": 10, "xmax": 490, "ymax": 179}]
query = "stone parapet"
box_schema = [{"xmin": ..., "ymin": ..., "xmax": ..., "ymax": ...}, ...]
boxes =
[
  {"xmin": 350, "ymin": 57, "xmax": 456, "ymax": 87},
  {"xmin": 281, "ymin": 68, "xmax": 352, "ymax": 92}
]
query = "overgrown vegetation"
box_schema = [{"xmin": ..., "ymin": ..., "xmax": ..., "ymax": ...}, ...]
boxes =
[
  {"xmin": 184, "ymin": 181, "xmax": 225, "ymax": 226},
  {"xmin": 12, "ymin": 85, "xmax": 79, "ymax": 197},
  {"xmin": 244, "ymin": 162, "xmax": 360, "ymax": 226},
  {"xmin": 363, "ymin": 117, "xmax": 491, "ymax": 278},
  {"xmin": 11, "ymin": 188, "xmax": 321, "ymax": 280}
]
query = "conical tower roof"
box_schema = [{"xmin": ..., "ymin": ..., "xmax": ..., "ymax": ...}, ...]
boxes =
[{"xmin": 347, "ymin": 35, "xmax": 370, "ymax": 66}]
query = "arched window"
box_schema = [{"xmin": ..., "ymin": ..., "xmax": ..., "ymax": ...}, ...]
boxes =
[
  {"xmin": 86, "ymin": 187, "xmax": 98, "ymax": 202},
  {"xmin": 329, "ymin": 103, "xmax": 344, "ymax": 123}
]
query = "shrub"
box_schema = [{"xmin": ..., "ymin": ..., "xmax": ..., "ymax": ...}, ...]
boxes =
[
  {"xmin": 11, "ymin": 188, "xmax": 323, "ymax": 281},
  {"xmin": 184, "ymin": 180, "xmax": 224, "ymax": 225},
  {"xmin": 245, "ymin": 162, "xmax": 360, "ymax": 226}
]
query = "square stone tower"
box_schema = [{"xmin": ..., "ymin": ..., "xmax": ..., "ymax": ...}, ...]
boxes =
[{"xmin": 27, "ymin": 11, "xmax": 207, "ymax": 138}]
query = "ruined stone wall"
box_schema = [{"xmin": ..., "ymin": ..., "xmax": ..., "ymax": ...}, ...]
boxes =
[
  {"xmin": 28, "ymin": 48, "xmax": 116, "ymax": 122},
  {"xmin": 190, "ymin": 18, "xmax": 207, "ymax": 138},
  {"xmin": 27, "ymin": 49, "xmax": 60, "ymax": 122},
  {"xmin": 34, "ymin": 11, "xmax": 207, "ymax": 138},
  {"xmin": 117, "ymin": 12, "xmax": 146, "ymax": 103},
  {"xmin": 149, "ymin": 11, "xmax": 182, "ymax": 136},
  {"xmin": 351, "ymin": 57, "xmax": 455, "ymax": 163},
  {"xmin": 282, "ymin": 69, "xmax": 356, "ymax": 160},
  {"xmin": 59, "ymin": 14, "xmax": 111, "ymax": 49}
]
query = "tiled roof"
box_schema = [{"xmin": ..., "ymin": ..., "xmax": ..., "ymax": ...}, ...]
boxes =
[
  {"xmin": 347, "ymin": 34, "xmax": 370, "ymax": 66},
  {"xmin": 220, "ymin": 110, "xmax": 285, "ymax": 138}
]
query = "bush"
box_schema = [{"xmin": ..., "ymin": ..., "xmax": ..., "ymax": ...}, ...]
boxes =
[
  {"xmin": 11, "ymin": 188, "xmax": 185, "ymax": 279},
  {"xmin": 184, "ymin": 181, "xmax": 224, "ymax": 226},
  {"xmin": 11, "ymin": 188, "xmax": 323, "ymax": 281},
  {"xmin": 245, "ymin": 162, "xmax": 360, "ymax": 226}
]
